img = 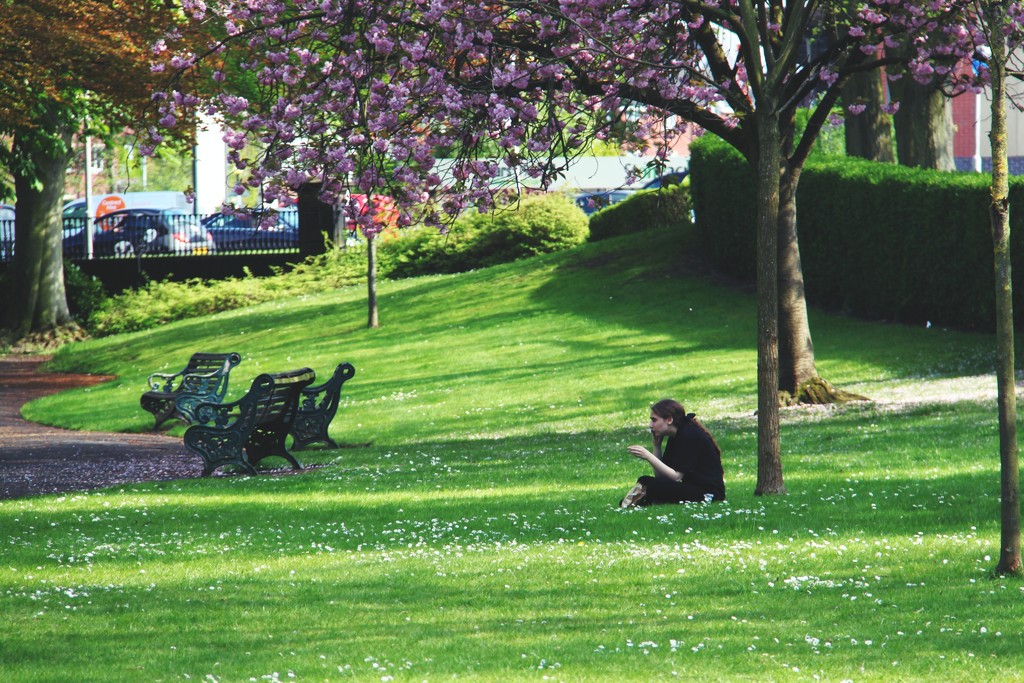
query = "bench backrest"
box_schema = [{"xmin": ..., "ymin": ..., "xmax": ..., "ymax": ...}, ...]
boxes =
[
  {"xmin": 179, "ymin": 352, "xmax": 242, "ymax": 392},
  {"xmin": 171, "ymin": 352, "xmax": 243, "ymax": 423},
  {"xmin": 242, "ymin": 368, "xmax": 316, "ymax": 429},
  {"xmin": 184, "ymin": 352, "xmax": 242, "ymax": 376}
]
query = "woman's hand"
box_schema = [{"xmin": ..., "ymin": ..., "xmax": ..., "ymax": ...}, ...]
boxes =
[{"xmin": 627, "ymin": 445, "xmax": 655, "ymax": 462}]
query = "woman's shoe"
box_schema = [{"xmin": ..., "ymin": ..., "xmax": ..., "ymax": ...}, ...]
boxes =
[{"xmin": 619, "ymin": 483, "xmax": 647, "ymax": 508}]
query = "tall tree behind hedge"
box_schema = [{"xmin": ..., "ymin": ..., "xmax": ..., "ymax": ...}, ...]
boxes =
[
  {"xmin": 841, "ymin": 72, "xmax": 895, "ymax": 163},
  {"xmin": 892, "ymin": 80, "xmax": 956, "ymax": 171}
]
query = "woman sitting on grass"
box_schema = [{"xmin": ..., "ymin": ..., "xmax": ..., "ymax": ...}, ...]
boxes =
[{"xmin": 619, "ymin": 398, "xmax": 726, "ymax": 508}]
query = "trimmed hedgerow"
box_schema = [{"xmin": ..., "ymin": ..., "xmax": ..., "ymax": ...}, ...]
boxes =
[{"xmin": 690, "ymin": 133, "xmax": 1017, "ymax": 331}]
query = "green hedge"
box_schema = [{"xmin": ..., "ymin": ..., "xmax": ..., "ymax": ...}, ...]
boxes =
[
  {"xmin": 588, "ymin": 183, "xmax": 692, "ymax": 241},
  {"xmin": 690, "ymin": 134, "xmax": 1019, "ymax": 331}
]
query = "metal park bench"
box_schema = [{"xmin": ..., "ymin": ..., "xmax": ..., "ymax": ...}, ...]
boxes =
[
  {"xmin": 183, "ymin": 368, "xmax": 315, "ymax": 476},
  {"xmin": 140, "ymin": 352, "xmax": 242, "ymax": 430}
]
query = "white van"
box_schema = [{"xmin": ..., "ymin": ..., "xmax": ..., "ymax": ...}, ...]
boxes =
[{"xmin": 63, "ymin": 191, "xmax": 192, "ymax": 220}]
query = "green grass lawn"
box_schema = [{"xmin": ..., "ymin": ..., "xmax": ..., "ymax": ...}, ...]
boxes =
[{"xmin": 3, "ymin": 228, "xmax": 1022, "ymax": 681}]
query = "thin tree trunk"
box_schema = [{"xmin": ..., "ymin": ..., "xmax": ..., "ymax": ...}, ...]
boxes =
[
  {"xmin": 985, "ymin": 0, "xmax": 1022, "ymax": 576},
  {"xmin": 842, "ymin": 71, "xmax": 895, "ymax": 162},
  {"xmin": 754, "ymin": 109, "xmax": 786, "ymax": 496},
  {"xmin": 3, "ymin": 119, "xmax": 73, "ymax": 337},
  {"xmin": 777, "ymin": 167, "xmax": 818, "ymax": 396},
  {"xmin": 367, "ymin": 234, "xmax": 379, "ymax": 329},
  {"xmin": 893, "ymin": 81, "xmax": 955, "ymax": 171}
]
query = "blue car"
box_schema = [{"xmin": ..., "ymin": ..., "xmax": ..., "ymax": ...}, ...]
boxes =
[
  {"xmin": 640, "ymin": 170, "xmax": 689, "ymax": 189},
  {"xmin": 574, "ymin": 189, "xmax": 634, "ymax": 215},
  {"xmin": 63, "ymin": 209, "xmax": 215, "ymax": 258},
  {"xmin": 201, "ymin": 208, "xmax": 298, "ymax": 252}
]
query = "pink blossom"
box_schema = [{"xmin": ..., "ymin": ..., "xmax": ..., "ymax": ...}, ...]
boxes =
[{"xmin": 143, "ymin": 0, "xmax": 985, "ymax": 227}]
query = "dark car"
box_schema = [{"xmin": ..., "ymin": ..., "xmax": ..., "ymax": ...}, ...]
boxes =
[
  {"xmin": 201, "ymin": 207, "xmax": 298, "ymax": 252},
  {"xmin": 63, "ymin": 208, "xmax": 215, "ymax": 258},
  {"xmin": 574, "ymin": 189, "xmax": 633, "ymax": 215},
  {"xmin": 640, "ymin": 170, "xmax": 689, "ymax": 189}
]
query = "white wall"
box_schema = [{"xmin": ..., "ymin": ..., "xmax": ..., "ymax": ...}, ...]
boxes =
[
  {"xmin": 435, "ymin": 154, "xmax": 690, "ymax": 193},
  {"xmin": 193, "ymin": 115, "xmax": 228, "ymax": 213}
]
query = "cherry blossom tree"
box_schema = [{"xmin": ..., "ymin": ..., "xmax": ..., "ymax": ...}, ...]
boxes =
[{"xmin": 153, "ymin": 0, "xmax": 980, "ymax": 494}]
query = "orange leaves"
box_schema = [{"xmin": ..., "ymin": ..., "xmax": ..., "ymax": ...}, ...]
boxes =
[{"xmin": 0, "ymin": 0, "xmax": 181, "ymax": 128}]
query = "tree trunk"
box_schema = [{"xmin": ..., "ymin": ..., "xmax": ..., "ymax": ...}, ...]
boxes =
[
  {"xmin": 985, "ymin": 0, "xmax": 1022, "ymax": 576},
  {"xmin": 842, "ymin": 71, "xmax": 895, "ymax": 162},
  {"xmin": 777, "ymin": 166, "xmax": 817, "ymax": 395},
  {"xmin": 2, "ymin": 120, "xmax": 73, "ymax": 337},
  {"xmin": 367, "ymin": 233, "xmax": 379, "ymax": 329},
  {"xmin": 754, "ymin": 109, "xmax": 786, "ymax": 496},
  {"xmin": 893, "ymin": 81, "xmax": 955, "ymax": 171}
]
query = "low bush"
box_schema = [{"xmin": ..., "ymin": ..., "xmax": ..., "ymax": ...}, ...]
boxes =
[
  {"xmin": 588, "ymin": 183, "xmax": 692, "ymax": 241},
  {"xmin": 64, "ymin": 262, "xmax": 107, "ymax": 324},
  {"xmin": 385, "ymin": 192, "xmax": 589, "ymax": 278}
]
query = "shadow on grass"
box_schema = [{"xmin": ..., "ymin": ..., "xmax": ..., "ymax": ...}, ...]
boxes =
[{"xmin": 530, "ymin": 230, "xmax": 998, "ymax": 383}]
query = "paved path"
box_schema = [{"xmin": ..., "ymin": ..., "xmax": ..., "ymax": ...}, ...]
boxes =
[{"xmin": 0, "ymin": 355, "xmax": 203, "ymax": 500}]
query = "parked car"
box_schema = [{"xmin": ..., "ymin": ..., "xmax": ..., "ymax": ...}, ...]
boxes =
[
  {"xmin": 201, "ymin": 207, "xmax": 298, "ymax": 251},
  {"xmin": 62, "ymin": 191, "xmax": 191, "ymax": 220},
  {"xmin": 0, "ymin": 203, "xmax": 14, "ymax": 260},
  {"xmin": 640, "ymin": 170, "xmax": 689, "ymax": 189},
  {"xmin": 63, "ymin": 208, "xmax": 215, "ymax": 258},
  {"xmin": 573, "ymin": 189, "xmax": 633, "ymax": 215},
  {"xmin": 340, "ymin": 194, "xmax": 401, "ymax": 241}
]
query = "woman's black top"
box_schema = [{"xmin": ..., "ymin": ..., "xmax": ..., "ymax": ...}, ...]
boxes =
[{"xmin": 661, "ymin": 415, "xmax": 726, "ymax": 500}]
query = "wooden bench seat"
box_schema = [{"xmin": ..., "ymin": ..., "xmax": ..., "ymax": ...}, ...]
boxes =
[
  {"xmin": 140, "ymin": 352, "xmax": 242, "ymax": 429},
  {"xmin": 184, "ymin": 368, "xmax": 315, "ymax": 476}
]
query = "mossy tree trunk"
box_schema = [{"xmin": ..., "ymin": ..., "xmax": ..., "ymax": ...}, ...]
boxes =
[
  {"xmin": 753, "ymin": 107, "xmax": 786, "ymax": 496},
  {"xmin": 984, "ymin": 0, "xmax": 1022, "ymax": 576},
  {"xmin": 777, "ymin": 166, "xmax": 818, "ymax": 397},
  {"xmin": 2, "ymin": 110, "xmax": 73, "ymax": 338},
  {"xmin": 893, "ymin": 80, "xmax": 955, "ymax": 171}
]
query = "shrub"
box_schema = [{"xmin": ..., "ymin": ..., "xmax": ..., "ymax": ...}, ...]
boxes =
[
  {"xmin": 85, "ymin": 193, "xmax": 589, "ymax": 336},
  {"xmin": 64, "ymin": 262, "xmax": 107, "ymax": 324},
  {"xmin": 588, "ymin": 183, "xmax": 692, "ymax": 241},
  {"xmin": 468, "ymin": 192, "xmax": 590, "ymax": 265},
  {"xmin": 386, "ymin": 192, "xmax": 589, "ymax": 278}
]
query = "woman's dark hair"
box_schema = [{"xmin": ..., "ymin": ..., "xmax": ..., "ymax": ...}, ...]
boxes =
[{"xmin": 651, "ymin": 398, "xmax": 722, "ymax": 455}]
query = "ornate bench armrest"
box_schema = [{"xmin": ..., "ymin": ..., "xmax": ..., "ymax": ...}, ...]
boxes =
[
  {"xmin": 191, "ymin": 400, "xmax": 240, "ymax": 428},
  {"xmin": 179, "ymin": 371, "xmax": 226, "ymax": 395},
  {"xmin": 147, "ymin": 370, "xmax": 184, "ymax": 392}
]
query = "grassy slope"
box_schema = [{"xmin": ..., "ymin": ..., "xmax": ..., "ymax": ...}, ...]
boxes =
[{"xmin": 4, "ymin": 228, "xmax": 1021, "ymax": 682}]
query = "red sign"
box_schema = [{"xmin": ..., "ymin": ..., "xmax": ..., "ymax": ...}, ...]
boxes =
[{"xmin": 95, "ymin": 195, "xmax": 126, "ymax": 218}]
